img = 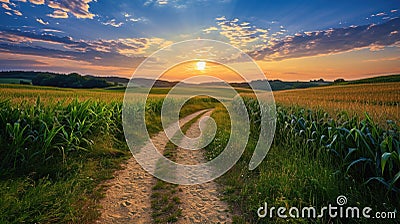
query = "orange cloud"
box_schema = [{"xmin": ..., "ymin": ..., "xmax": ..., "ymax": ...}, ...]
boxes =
[
  {"xmin": 29, "ymin": 0, "xmax": 44, "ymax": 5},
  {"xmin": 47, "ymin": 9, "xmax": 68, "ymax": 18}
]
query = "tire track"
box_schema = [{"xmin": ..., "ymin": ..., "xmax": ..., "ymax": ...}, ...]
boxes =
[{"xmin": 97, "ymin": 110, "xmax": 209, "ymax": 224}]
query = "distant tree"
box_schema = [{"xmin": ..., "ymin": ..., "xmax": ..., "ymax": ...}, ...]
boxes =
[
  {"xmin": 334, "ymin": 78, "xmax": 345, "ymax": 83},
  {"xmin": 310, "ymin": 78, "xmax": 325, "ymax": 82},
  {"xmin": 32, "ymin": 72, "xmax": 111, "ymax": 88},
  {"xmin": 19, "ymin": 80, "xmax": 31, "ymax": 85}
]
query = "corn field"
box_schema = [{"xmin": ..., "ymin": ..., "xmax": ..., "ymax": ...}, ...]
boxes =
[
  {"xmin": 273, "ymin": 82, "xmax": 400, "ymax": 124},
  {"xmin": 0, "ymin": 98, "xmax": 124, "ymax": 175},
  {"xmin": 240, "ymin": 96, "xmax": 400, "ymax": 194}
]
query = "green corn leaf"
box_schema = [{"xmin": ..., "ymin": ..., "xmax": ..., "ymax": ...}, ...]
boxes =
[
  {"xmin": 346, "ymin": 157, "xmax": 372, "ymax": 175},
  {"xmin": 381, "ymin": 152, "xmax": 392, "ymax": 174}
]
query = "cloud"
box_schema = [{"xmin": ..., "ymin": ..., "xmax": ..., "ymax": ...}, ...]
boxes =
[
  {"xmin": 2, "ymin": 3, "xmax": 11, "ymax": 10},
  {"xmin": 2, "ymin": 2, "xmax": 23, "ymax": 15},
  {"xmin": 203, "ymin": 26, "xmax": 218, "ymax": 34},
  {"xmin": 250, "ymin": 18, "xmax": 400, "ymax": 61},
  {"xmin": 47, "ymin": 9, "xmax": 68, "ymax": 18},
  {"xmin": 0, "ymin": 58, "xmax": 47, "ymax": 67},
  {"xmin": 29, "ymin": 0, "xmax": 44, "ymax": 5},
  {"xmin": 36, "ymin": 18, "xmax": 49, "ymax": 25},
  {"xmin": 2, "ymin": 0, "xmax": 95, "ymax": 19},
  {"xmin": 0, "ymin": 29, "xmax": 172, "ymax": 69},
  {"xmin": 46, "ymin": 0, "xmax": 95, "ymax": 19},
  {"xmin": 203, "ymin": 16, "xmax": 282, "ymax": 50},
  {"xmin": 372, "ymin": 12, "xmax": 386, "ymax": 17},
  {"xmin": 122, "ymin": 12, "xmax": 147, "ymax": 23},
  {"xmin": 157, "ymin": 0, "xmax": 168, "ymax": 5},
  {"xmin": 144, "ymin": 0, "xmax": 219, "ymax": 9},
  {"xmin": 363, "ymin": 56, "xmax": 400, "ymax": 63},
  {"xmin": 12, "ymin": 9, "xmax": 22, "ymax": 15},
  {"xmin": 143, "ymin": 0, "xmax": 191, "ymax": 9},
  {"xmin": 102, "ymin": 19, "xmax": 123, "ymax": 27}
]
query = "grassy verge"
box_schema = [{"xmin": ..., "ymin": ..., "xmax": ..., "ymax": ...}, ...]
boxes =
[
  {"xmin": 0, "ymin": 95, "xmax": 218, "ymax": 223},
  {"xmin": 205, "ymin": 103, "xmax": 399, "ymax": 223},
  {"xmin": 0, "ymin": 132, "xmax": 130, "ymax": 223}
]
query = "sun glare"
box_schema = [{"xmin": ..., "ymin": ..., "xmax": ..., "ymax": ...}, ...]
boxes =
[{"xmin": 196, "ymin": 61, "xmax": 206, "ymax": 71}]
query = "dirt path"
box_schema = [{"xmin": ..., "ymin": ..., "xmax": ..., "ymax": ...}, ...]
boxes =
[
  {"xmin": 176, "ymin": 111, "xmax": 232, "ymax": 224},
  {"xmin": 97, "ymin": 110, "xmax": 209, "ymax": 224}
]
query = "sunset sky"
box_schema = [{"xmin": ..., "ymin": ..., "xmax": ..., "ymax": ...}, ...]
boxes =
[{"xmin": 0, "ymin": 0, "xmax": 399, "ymax": 81}]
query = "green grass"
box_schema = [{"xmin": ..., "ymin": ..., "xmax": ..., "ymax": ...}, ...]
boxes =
[
  {"xmin": 0, "ymin": 98, "xmax": 130, "ymax": 223},
  {"xmin": 1, "ymin": 82, "xmax": 398, "ymax": 223},
  {"xmin": 0, "ymin": 134, "xmax": 130, "ymax": 223},
  {"xmin": 345, "ymin": 74, "xmax": 400, "ymax": 85},
  {"xmin": 0, "ymin": 93, "xmax": 218, "ymax": 223},
  {"xmin": 0, "ymin": 78, "xmax": 31, "ymax": 84}
]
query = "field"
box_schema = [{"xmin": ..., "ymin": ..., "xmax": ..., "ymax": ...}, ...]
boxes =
[
  {"xmin": 0, "ymin": 78, "xmax": 31, "ymax": 84},
  {"xmin": 0, "ymin": 83, "xmax": 399, "ymax": 223},
  {"xmin": 273, "ymin": 82, "xmax": 399, "ymax": 124}
]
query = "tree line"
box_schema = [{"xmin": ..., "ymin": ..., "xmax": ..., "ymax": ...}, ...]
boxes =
[{"xmin": 32, "ymin": 73, "xmax": 112, "ymax": 88}]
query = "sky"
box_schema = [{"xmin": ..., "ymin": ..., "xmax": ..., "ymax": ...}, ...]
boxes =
[{"xmin": 0, "ymin": 0, "xmax": 399, "ymax": 81}]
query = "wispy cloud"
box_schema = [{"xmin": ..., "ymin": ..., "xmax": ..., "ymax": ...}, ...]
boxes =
[
  {"xmin": 46, "ymin": 0, "xmax": 95, "ymax": 19},
  {"xmin": 122, "ymin": 12, "xmax": 148, "ymax": 23},
  {"xmin": 250, "ymin": 18, "xmax": 400, "ymax": 61},
  {"xmin": 36, "ymin": 18, "xmax": 49, "ymax": 25},
  {"xmin": 1, "ymin": 2, "xmax": 11, "ymax": 9},
  {"xmin": 47, "ymin": 9, "xmax": 68, "ymax": 18},
  {"xmin": 6, "ymin": 0, "xmax": 96, "ymax": 19},
  {"xmin": 1, "ymin": 1, "xmax": 22, "ymax": 16},
  {"xmin": 29, "ymin": 0, "xmax": 44, "ymax": 5},
  {"xmin": 202, "ymin": 16, "xmax": 282, "ymax": 50},
  {"xmin": 363, "ymin": 56, "xmax": 400, "ymax": 63},
  {"xmin": 143, "ymin": 0, "xmax": 227, "ymax": 9},
  {"xmin": 372, "ymin": 12, "xmax": 386, "ymax": 17},
  {"xmin": 102, "ymin": 19, "xmax": 123, "ymax": 27},
  {"xmin": 42, "ymin": 28, "xmax": 65, "ymax": 33},
  {"xmin": 0, "ymin": 29, "xmax": 172, "ymax": 69}
]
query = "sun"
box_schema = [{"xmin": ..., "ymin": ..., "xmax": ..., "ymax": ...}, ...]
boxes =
[{"xmin": 196, "ymin": 61, "xmax": 206, "ymax": 71}]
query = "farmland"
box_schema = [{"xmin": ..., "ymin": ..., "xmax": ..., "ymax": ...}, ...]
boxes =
[
  {"xmin": 210, "ymin": 83, "xmax": 400, "ymax": 223},
  {"xmin": 0, "ymin": 82, "xmax": 399, "ymax": 223},
  {"xmin": 274, "ymin": 82, "xmax": 399, "ymax": 124}
]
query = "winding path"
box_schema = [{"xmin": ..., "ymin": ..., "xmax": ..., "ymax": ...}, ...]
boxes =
[
  {"xmin": 176, "ymin": 110, "xmax": 232, "ymax": 223},
  {"xmin": 97, "ymin": 110, "xmax": 232, "ymax": 223}
]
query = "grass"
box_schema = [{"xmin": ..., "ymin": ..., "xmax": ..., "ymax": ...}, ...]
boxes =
[
  {"xmin": 1, "ymin": 81, "xmax": 398, "ymax": 223},
  {"xmin": 205, "ymin": 89, "xmax": 399, "ymax": 223},
  {"xmin": 0, "ymin": 84, "xmax": 124, "ymax": 104},
  {"xmin": 0, "ymin": 84, "xmax": 218, "ymax": 223},
  {"xmin": 0, "ymin": 134, "xmax": 130, "ymax": 223},
  {"xmin": 0, "ymin": 98, "xmax": 130, "ymax": 223},
  {"xmin": 0, "ymin": 78, "xmax": 31, "ymax": 84}
]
